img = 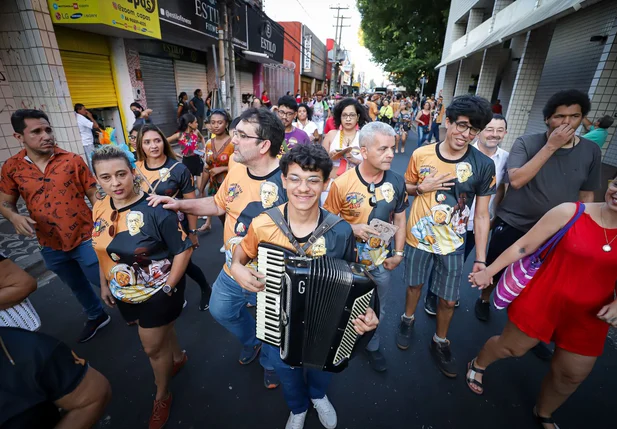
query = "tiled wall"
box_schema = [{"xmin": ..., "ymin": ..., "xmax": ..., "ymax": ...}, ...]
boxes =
[
  {"xmin": 476, "ymin": 45, "xmax": 505, "ymax": 101},
  {"xmin": 503, "ymin": 26, "xmax": 555, "ymax": 150},
  {"xmin": 125, "ymin": 42, "xmax": 147, "ymax": 109},
  {"xmin": 441, "ymin": 63, "xmax": 460, "ymax": 109},
  {"xmin": 454, "ymin": 51, "xmax": 483, "ymax": 97},
  {"xmin": 466, "ymin": 9, "xmax": 485, "ymax": 33},
  {"xmin": 498, "ymin": 33, "xmax": 527, "ymax": 116},
  {"xmin": 0, "ymin": 58, "xmax": 19, "ymax": 166},
  {"xmin": 593, "ymin": 19, "xmax": 617, "ymax": 166},
  {"xmin": 0, "ymin": 0, "xmax": 82, "ymax": 167}
]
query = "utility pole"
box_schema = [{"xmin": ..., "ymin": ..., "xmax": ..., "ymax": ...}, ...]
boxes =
[
  {"xmin": 226, "ymin": 0, "xmax": 237, "ymax": 117},
  {"xmin": 330, "ymin": 5, "xmax": 350, "ymax": 95}
]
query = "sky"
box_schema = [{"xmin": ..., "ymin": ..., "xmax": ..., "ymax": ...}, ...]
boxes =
[{"xmin": 263, "ymin": 0, "xmax": 386, "ymax": 85}]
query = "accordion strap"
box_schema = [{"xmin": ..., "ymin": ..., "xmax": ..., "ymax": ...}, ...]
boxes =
[{"xmin": 264, "ymin": 207, "xmax": 343, "ymax": 257}]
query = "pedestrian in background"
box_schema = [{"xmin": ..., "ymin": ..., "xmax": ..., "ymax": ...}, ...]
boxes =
[
  {"xmin": 168, "ymin": 113, "xmax": 206, "ymax": 192},
  {"xmin": 277, "ymin": 96, "xmax": 311, "ymax": 152},
  {"xmin": 295, "ymin": 103, "xmax": 320, "ymax": 143},
  {"xmin": 0, "ymin": 109, "xmax": 110, "ymax": 343},
  {"xmin": 379, "ymin": 99, "xmax": 394, "ymax": 125},
  {"xmin": 131, "ymin": 102, "xmax": 153, "ymax": 127},
  {"xmin": 429, "ymin": 96, "xmax": 445, "ymax": 143},
  {"xmin": 190, "ymin": 89, "xmax": 206, "ymax": 131},
  {"xmin": 177, "ymin": 92, "xmax": 190, "ymax": 120},
  {"xmin": 582, "ymin": 114, "xmax": 614, "ymax": 148},
  {"xmin": 415, "ymin": 101, "xmax": 432, "ymax": 147},
  {"xmin": 74, "ymin": 103, "xmax": 100, "ymax": 170}
]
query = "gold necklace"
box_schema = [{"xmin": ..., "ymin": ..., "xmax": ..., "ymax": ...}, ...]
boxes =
[{"xmin": 600, "ymin": 204, "xmax": 617, "ymax": 252}]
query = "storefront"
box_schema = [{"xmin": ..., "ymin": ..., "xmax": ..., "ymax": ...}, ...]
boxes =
[{"xmin": 300, "ymin": 26, "xmax": 327, "ymax": 99}]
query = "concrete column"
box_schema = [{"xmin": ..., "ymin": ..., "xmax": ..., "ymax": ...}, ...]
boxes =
[
  {"xmin": 503, "ymin": 27, "xmax": 554, "ymax": 150},
  {"xmin": 475, "ymin": 45, "xmax": 504, "ymax": 100},
  {"xmin": 109, "ymin": 37, "xmax": 133, "ymax": 142},
  {"xmin": 467, "ymin": 9, "xmax": 485, "ymax": 33},
  {"xmin": 454, "ymin": 51, "xmax": 483, "ymax": 97},
  {"xmin": 441, "ymin": 63, "xmax": 459, "ymax": 109},
  {"xmin": 589, "ymin": 24, "xmax": 617, "ymax": 164},
  {"xmin": 0, "ymin": 0, "xmax": 83, "ymax": 160}
]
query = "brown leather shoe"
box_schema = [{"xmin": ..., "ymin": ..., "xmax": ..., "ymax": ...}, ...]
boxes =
[
  {"xmin": 149, "ymin": 393, "xmax": 173, "ymax": 429},
  {"xmin": 172, "ymin": 351, "xmax": 188, "ymax": 377}
]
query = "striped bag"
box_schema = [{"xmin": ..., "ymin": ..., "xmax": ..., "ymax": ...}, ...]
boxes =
[
  {"xmin": 493, "ymin": 203, "xmax": 584, "ymax": 310},
  {"xmin": 0, "ymin": 298, "xmax": 41, "ymax": 331}
]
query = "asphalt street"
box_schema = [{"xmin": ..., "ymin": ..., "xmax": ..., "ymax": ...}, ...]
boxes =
[{"xmin": 28, "ymin": 139, "xmax": 616, "ymax": 429}]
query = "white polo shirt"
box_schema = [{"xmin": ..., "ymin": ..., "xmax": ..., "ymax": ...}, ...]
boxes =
[
  {"xmin": 76, "ymin": 113, "xmax": 94, "ymax": 146},
  {"xmin": 468, "ymin": 142, "xmax": 509, "ymax": 231}
]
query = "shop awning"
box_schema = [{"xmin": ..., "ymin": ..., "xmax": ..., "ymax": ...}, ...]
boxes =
[
  {"xmin": 242, "ymin": 50, "xmax": 280, "ymax": 64},
  {"xmin": 436, "ymin": 0, "xmax": 584, "ymax": 68}
]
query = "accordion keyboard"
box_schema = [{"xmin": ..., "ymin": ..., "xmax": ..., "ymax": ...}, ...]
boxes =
[
  {"xmin": 256, "ymin": 246, "xmax": 285, "ymax": 346},
  {"xmin": 333, "ymin": 290, "xmax": 374, "ymax": 366}
]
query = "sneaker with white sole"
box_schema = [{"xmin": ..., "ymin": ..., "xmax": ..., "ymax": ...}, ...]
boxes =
[
  {"xmin": 311, "ymin": 396, "xmax": 337, "ymax": 428},
  {"xmin": 285, "ymin": 411, "xmax": 307, "ymax": 429}
]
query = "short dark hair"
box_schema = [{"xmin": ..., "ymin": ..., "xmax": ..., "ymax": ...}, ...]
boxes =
[
  {"xmin": 178, "ymin": 113, "xmax": 197, "ymax": 132},
  {"xmin": 91, "ymin": 145, "xmax": 132, "ymax": 176},
  {"xmin": 130, "ymin": 124, "xmax": 142, "ymax": 135},
  {"xmin": 445, "ymin": 95, "xmax": 493, "ymax": 130},
  {"xmin": 542, "ymin": 89, "xmax": 591, "ymax": 120},
  {"xmin": 130, "ymin": 102, "xmax": 143, "ymax": 111},
  {"xmin": 11, "ymin": 109, "xmax": 50, "ymax": 134},
  {"xmin": 278, "ymin": 95, "xmax": 298, "ymax": 112},
  {"xmin": 597, "ymin": 115, "xmax": 615, "ymax": 129},
  {"xmin": 194, "ymin": 89, "xmax": 202, "ymax": 97},
  {"xmin": 491, "ymin": 114, "xmax": 508, "ymax": 129},
  {"xmin": 209, "ymin": 109, "xmax": 231, "ymax": 124},
  {"xmin": 238, "ymin": 108, "xmax": 284, "ymax": 158},
  {"xmin": 178, "ymin": 92, "xmax": 187, "ymax": 102},
  {"xmin": 333, "ymin": 98, "xmax": 371, "ymax": 129},
  {"xmin": 230, "ymin": 116, "xmax": 241, "ymax": 130},
  {"xmin": 297, "ymin": 103, "xmax": 313, "ymax": 121},
  {"xmin": 74, "ymin": 103, "xmax": 84, "ymax": 112},
  {"xmin": 280, "ymin": 143, "xmax": 333, "ymax": 180}
]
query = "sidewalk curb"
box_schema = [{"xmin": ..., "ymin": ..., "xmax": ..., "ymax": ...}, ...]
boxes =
[{"xmin": 15, "ymin": 251, "xmax": 56, "ymax": 286}]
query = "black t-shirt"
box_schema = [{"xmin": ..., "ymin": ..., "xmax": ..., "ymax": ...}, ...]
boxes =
[{"xmin": 0, "ymin": 328, "xmax": 88, "ymax": 429}]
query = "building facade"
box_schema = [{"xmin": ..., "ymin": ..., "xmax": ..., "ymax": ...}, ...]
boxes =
[{"xmin": 436, "ymin": 0, "xmax": 617, "ymax": 179}]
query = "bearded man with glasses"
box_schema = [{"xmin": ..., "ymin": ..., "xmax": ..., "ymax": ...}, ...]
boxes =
[{"xmin": 396, "ymin": 95, "xmax": 496, "ymax": 378}]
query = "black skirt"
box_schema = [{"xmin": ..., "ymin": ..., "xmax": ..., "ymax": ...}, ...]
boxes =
[{"xmin": 182, "ymin": 154, "xmax": 203, "ymax": 176}]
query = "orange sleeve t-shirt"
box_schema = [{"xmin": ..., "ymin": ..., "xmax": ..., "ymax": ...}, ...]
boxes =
[
  {"xmin": 213, "ymin": 164, "xmax": 287, "ymax": 275},
  {"xmin": 404, "ymin": 143, "xmax": 496, "ymax": 255}
]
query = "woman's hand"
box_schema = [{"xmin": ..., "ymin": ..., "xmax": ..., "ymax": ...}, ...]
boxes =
[
  {"xmin": 209, "ymin": 166, "xmax": 223, "ymax": 176},
  {"xmin": 468, "ymin": 268, "xmax": 492, "ymax": 289},
  {"xmin": 597, "ymin": 299, "xmax": 617, "ymax": 327},
  {"xmin": 189, "ymin": 233, "xmax": 199, "ymax": 248},
  {"xmin": 101, "ymin": 284, "xmax": 115, "ymax": 307},
  {"xmin": 353, "ymin": 307, "xmax": 379, "ymax": 335}
]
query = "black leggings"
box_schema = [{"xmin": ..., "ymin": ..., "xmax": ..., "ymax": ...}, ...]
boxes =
[{"xmin": 186, "ymin": 260, "xmax": 211, "ymax": 294}]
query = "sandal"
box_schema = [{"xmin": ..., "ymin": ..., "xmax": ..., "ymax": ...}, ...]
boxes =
[
  {"xmin": 533, "ymin": 407, "xmax": 560, "ymax": 429},
  {"xmin": 466, "ymin": 358, "xmax": 485, "ymax": 395}
]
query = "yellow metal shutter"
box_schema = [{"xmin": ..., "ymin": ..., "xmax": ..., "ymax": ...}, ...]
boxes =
[{"xmin": 59, "ymin": 51, "xmax": 118, "ymax": 109}]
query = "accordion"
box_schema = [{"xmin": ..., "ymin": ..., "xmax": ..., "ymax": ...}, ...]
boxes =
[{"xmin": 256, "ymin": 243, "xmax": 377, "ymax": 373}]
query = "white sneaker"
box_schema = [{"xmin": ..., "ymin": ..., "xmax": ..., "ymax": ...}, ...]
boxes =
[
  {"xmin": 311, "ymin": 396, "xmax": 337, "ymax": 428},
  {"xmin": 285, "ymin": 411, "xmax": 307, "ymax": 429},
  {"xmin": 219, "ymin": 245, "xmax": 225, "ymax": 253}
]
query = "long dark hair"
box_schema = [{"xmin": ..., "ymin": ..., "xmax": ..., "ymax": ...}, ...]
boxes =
[
  {"xmin": 297, "ymin": 103, "xmax": 313, "ymax": 121},
  {"xmin": 178, "ymin": 113, "xmax": 197, "ymax": 133},
  {"xmin": 178, "ymin": 92, "xmax": 187, "ymax": 103},
  {"xmin": 136, "ymin": 124, "xmax": 178, "ymax": 162}
]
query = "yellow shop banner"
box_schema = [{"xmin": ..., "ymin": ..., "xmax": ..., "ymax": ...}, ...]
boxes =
[{"xmin": 48, "ymin": 0, "xmax": 161, "ymax": 39}]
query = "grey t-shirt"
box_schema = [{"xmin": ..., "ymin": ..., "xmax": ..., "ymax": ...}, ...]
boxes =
[{"xmin": 496, "ymin": 132, "xmax": 601, "ymax": 232}]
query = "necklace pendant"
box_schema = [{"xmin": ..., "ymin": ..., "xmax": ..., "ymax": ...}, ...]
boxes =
[{"xmin": 603, "ymin": 244, "xmax": 612, "ymax": 252}]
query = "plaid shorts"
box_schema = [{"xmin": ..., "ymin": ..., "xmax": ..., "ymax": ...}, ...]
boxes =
[{"xmin": 404, "ymin": 244, "xmax": 464, "ymax": 302}]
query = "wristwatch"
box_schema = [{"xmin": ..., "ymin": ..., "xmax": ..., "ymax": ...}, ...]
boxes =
[
  {"xmin": 393, "ymin": 250, "xmax": 404, "ymax": 257},
  {"xmin": 162, "ymin": 284, "xmax": 174, "ymax": 294},
  {"xmin": 189, "ymin": 229, "xmax": 199, "ymax": 235}
]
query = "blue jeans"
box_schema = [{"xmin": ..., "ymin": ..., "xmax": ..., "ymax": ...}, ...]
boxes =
[
  {"xmin": 209, "ymin": 270, "xmax": 272, "ymax": 370},
  {"xmin": 40, "ymin": 239, "xmax": 104, "ymax": 320},
  {"xmin": 366, "ymin": 265, "xmax": 390, "ymax": 352},
  {"xmin": 417, "ymin": 126, "xmax": 430, "ymax": 147},
  {"xmin": 428, "ymin": 122, "xmax": 441, "ymax": 142},
  {"xmin": 264, "ymin": 344, "xmax": 333, "ymax": 414}
]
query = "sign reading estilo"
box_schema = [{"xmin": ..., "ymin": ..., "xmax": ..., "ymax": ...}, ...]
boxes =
[
  {"xmin": 48, "ymin": 0, "xmax": 161, "ymax": 39},
  {"xmin": 260, "ymin": 20, "xmax": 276, "ymax": 55}
]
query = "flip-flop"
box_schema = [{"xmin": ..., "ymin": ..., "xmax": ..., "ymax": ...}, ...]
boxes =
[{"xmin": 466, "ymin": 358, "xmax": 485, "ymax": 395}]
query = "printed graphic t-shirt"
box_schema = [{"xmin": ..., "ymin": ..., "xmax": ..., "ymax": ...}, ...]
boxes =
[
  {"xmin": 241, "ymin": 204, "xmax": 356, "ymax": 263},
  {"xmin": 92, "ymin": 194, "xmax": 192, "ymax": 303},
  {"xmin": 324, "ymin": 167, "xmax": 408, "ymax": 270},
  {"xmin": 213, "ymin": 164, "xmax": 287, "ymax": 275},
  {"xmin": 405, "ymin": 143, "xmax": 496, "ymax": 255},
  {"xmin": 135, "ymin": 157, "xmax": 194, "ymax": 199}
]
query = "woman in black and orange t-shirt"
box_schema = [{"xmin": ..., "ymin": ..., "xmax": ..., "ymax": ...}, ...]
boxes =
[
  {"xmin": 90, "ymin": 145, "xmax": 192, "ymax": 428},
  {"xmin": 135, "ymin": 124, "xmax": 212, "ymax": 311}
]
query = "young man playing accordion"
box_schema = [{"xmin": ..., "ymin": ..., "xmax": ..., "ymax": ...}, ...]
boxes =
[{"xmin": 230, "ymin": 144, "xmax": 379, "ymax": 429}]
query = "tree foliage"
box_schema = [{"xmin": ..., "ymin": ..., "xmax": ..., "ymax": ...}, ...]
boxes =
[{"xmin": 357, "ymin": 0, "xmax": 449, "ymax": 94}]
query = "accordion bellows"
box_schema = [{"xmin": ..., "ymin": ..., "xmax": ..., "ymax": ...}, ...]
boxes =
[{"xmin": 256, "ymin": 244, "xmax": 377, "ymax": 373}]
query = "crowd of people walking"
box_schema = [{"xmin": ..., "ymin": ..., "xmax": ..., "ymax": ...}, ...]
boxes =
[{"xmin": 0, "ymin": 84, "xmax": 616, "ymax": 429}]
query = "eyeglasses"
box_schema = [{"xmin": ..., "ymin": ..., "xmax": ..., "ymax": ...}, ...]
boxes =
[
  {"xmin": 367, "ymin": 183, "xmax": 377, "ymax": 207},
  {"xmin": 342, "ymin": 113, "xmax": 357, "ymax": 120},
  {"xmin": 454, "ymin": 121, "xmax": 481, "ymax": 137},
  {"xmin": 128, "ymin": 135, "xmax": 137, "ymax": 141},
  {"xmin": 286, "ymin": 175, "xmax": 324, "ymax": 187},
  {"xmin": 109, "ymin": 210, "xmax": 119, "ymax": 237},
  {"xmin": 277, "ymin": 110, "xmax": 296, "ymax": 118},
  {"xmin": 232, "ymin": 129, "xmax": 263, "ymax": 141}
]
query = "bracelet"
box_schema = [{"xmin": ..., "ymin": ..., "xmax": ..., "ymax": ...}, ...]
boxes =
[
  {"xmin": 189, "ymin": 229, "xmax": 199, "ymax": 234},
  {"xmin": 416, "ymin": 185, "xmax": 424, "ymax": 196},
  {"xmin": 474, "ymin": 260, "xmax": 487, "ymax": 265},
  {"xmin": 393, "ymin": 250, "xmax": 404, "ymax": 257}
]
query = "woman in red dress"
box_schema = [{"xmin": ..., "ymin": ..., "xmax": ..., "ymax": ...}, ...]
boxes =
[{"xmin": 467, "ymin": 180, "xmax": 617, "ymax": 428}]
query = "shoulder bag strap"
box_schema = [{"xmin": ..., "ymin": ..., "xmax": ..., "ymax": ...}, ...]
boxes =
[
  {"xmin": 264, "ymin": 207, "xmax": 306, "ymax": 257},
  {"xmin": 301, "ymin": 211, "xmax": 344, "ymax": 253}
]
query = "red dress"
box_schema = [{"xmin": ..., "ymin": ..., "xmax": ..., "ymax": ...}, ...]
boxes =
[{"xmin": 508, "ymin": 205, "xmax": 617, "ymax": 357}]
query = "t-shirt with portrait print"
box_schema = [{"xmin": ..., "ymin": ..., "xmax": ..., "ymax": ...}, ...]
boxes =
[
  {"xmin": 213, "ymin": 164, "xmax": 287, "ymax": 276},
  {"xmin": 324, "ymin": 166, "xmax": 408, "ymax": 270},
  {"xmin": 405, "ymin": 143, "xmax": 496, "ymax": 255},
  {"xmin": 241, "ymin": 204, "xmax": 356, "ymax": 263},
  {"xmin": 92, "ymin": 194, "xmax": 192, "ymax": 304}
]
